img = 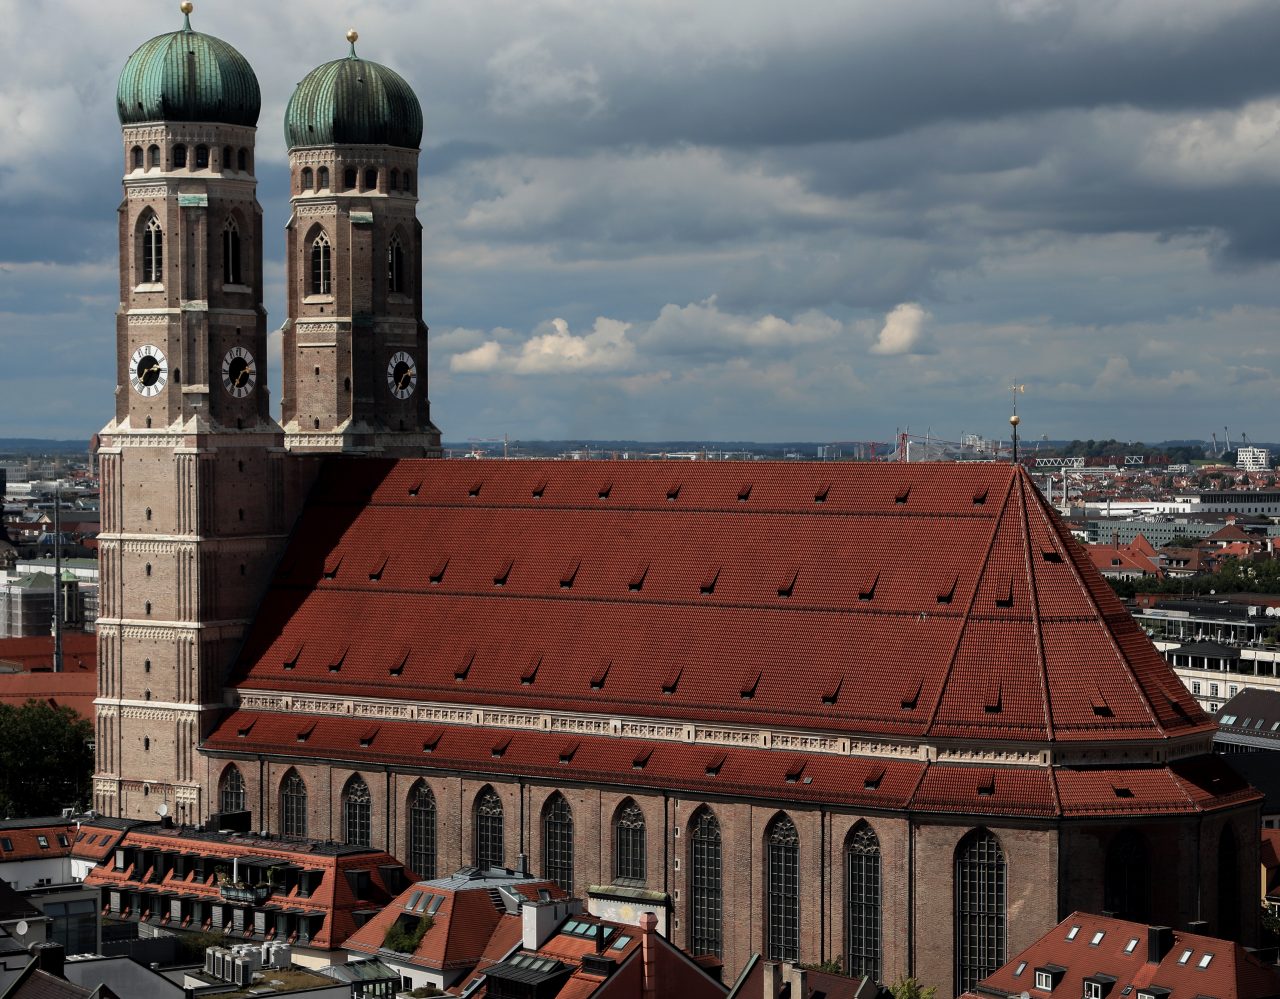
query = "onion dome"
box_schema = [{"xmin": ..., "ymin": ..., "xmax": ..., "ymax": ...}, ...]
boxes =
[
  {"xmin": 284, "ymin": 30, "xmax": 423, "ymax": 150},
  {"xmin": 117, "ymin": 3, "xmax": 261, "ymax": 128}
]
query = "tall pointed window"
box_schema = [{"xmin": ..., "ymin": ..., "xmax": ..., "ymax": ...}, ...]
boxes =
[
  {"xmin": 147, "ymin": 145, "xmax": 160, "ymax": 168},
  {"xmin": 310, "ymin": 231, "xmax": 331, "ymax": 296},
  {"xmin": 690, "ymin": 808, "xmax": 723, "ymax": 958},
  {"xmin": 343, "ymin": 775, "xmax": 371, "ymax": 847},
  {"xmin": 845, "ymin": 823, "xmax": 881, "ymax": 981},
  {"xmin": 542, "ymin": 793, "xmax": 574, "ymax": 892},
  {"xmin": 766, "ymin": 814, "xmax": 801, "ymax": 961},
  {"xmin": 317, "ymin": 166, "xmax": 329, "ymax": 189},
  {"xmin": 1104, "ymin": 831, "xmax": 1149, "ymax": 923},
  {"xmin": 387, "ymin": 234, "xmax": 405, "ymax": 294},
  {"xmin": 614, "ymin": 800, "xmax": 646, "ymax": 884},
  {"xmin": 222, "ymin": 218, "xmax": 242, "ymax": 285},
  {"xmin": 173, "ymin": 144, "xmax": 187, "ymax": 168},
  {"xmin": 141, "ymin": 215, "xmax": 163, "ymax": 284},
  {"xmin": 195, "ymin": 144, "xmax": 209, "ymax": 168},
  {"xmin": 408, "ymin": 782, "xmax": 437, "ymax": 880},
  {"xmin": 956, "ymin": 829, "xmax": 1006, "ymax": 995},
  {"xmin": 301, "ymin": 167, "xmax": 313, "ymax": 191},
  {"xmin": 280, "ymin": 771, "xmax": 307, "ymax": 839},
  {"xmin": 219, "ymin": 765, "xmax": 245, "ymax": 814},
  {"xmin": 131, "ymin": 146, "xmax": 143, "ymax": 170},
  {"xmin": 475, "ymin": 787, "xmax": 504, "ymax": 869}
]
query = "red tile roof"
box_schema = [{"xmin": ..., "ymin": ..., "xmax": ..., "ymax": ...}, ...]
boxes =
[
  {"xmin": 228, "ymin": 460, "xmax": 1210, "ymax": 748},
  {"xmin": 965, "ymin": 911, "xmax": 1280, "ymax": 999},
  {"xmin": 0, "ymin": 822, "xmax": 74, "ymax": 862},
  {"xmin": 0, "ymin": 634, "xmax": 96, "ymax": 672}
]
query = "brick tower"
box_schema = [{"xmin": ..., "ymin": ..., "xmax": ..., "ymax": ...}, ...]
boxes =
[
  {"xmin": 94, "ymin": 3, "xmax": 290, "ymax": 822},
  {"xmin": 279, "ymin": 30, "xmax": 441, "ymax": 457}
]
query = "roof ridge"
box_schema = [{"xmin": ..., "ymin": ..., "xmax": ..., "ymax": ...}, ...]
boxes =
[
  {"xmin": 1018, "ymin": 471, "xmax": 1056, "ymax": 744},
  {"xmin": 924, "ymin": 466, "xmax": 1018, "ymax": 736}
]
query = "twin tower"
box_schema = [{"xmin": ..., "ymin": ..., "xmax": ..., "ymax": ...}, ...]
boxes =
[{"xmin": 95, "ymin": 5, "xmax": 440, "ymax": 820}]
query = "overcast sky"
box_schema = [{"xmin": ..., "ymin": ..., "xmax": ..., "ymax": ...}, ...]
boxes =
[{"xmin": 2, "ymin": 0, "xmax": 1280, "ymax": 445}]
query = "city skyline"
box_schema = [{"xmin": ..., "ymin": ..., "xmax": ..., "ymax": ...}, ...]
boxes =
[{"xmin": 2, "ymin": 0, "xmax": 1279, "ymax": 442}]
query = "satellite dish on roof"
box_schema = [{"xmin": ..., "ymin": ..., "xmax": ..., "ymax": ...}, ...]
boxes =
[
  {"xmin": 15, "ymin": 921, "xmax": 28, "ymax": 937},
  {"xmin": 155, "ymin": 803, "xmax": 169, "ymax": 818}
]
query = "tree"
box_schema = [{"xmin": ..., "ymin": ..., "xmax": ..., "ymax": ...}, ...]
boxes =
[
  {"xmin": 890, "ymin": 975, "xmax": 938, "ymax": 999},
  {"xmin": 0, "ymin": 700, "xmax": 93, "ymax": 817}
]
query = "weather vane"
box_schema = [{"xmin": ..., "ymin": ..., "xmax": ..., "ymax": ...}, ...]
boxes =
[{"xmin": 1009, "ymin": 382, "xmax": 1025, "ymax": 463}]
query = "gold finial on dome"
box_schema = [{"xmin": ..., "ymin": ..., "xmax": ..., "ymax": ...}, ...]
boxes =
[
  {"xmin": 180, "ymin": 1, "xmax": 193, "ymax": 29},
  {"xmin": 346, "ymin": 28, "xmax": 359, "ymax": 57},
  {"xmin": 1009, "ymin": 413, "xmax": 1021, "ymax": 427}
]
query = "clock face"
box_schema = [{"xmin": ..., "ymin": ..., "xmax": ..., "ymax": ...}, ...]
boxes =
[
  {"xmin": 387, "ymin": 351, "xmax": 417, "ymax": 400},
  {"xmin": 129, "ymin": 344, "xmax": 168, "ymax": 397},
  {"xmin": 221, "ymin": 346, "xmax": 257, "ymax": 398}
]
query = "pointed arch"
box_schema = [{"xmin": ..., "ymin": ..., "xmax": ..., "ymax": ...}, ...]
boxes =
[
  {"xmin": 219, "ymin": 764, "xmax": 245, "ymax": 814},
  {"xmin": 131, "ymin": 146, "xmax": 143, "ymax": 171},
  {"xmin": 300, "ymin": 167, "xmax": 313, "ymax": 191},
  {"xmin": 613, "ymin": 798, "xmax": 646, "ymax": 884},
  {"xmin": 342, "ymin": 774, "xmax": 371, "ymax": 847},
  {"xmin": 688, "ymin": 806, "xmax": 722, "ymax": 958},
  {"xmin": 474, "ymin": 785, "xmax": 504, "ymax": 869},
  {"xmin": 138, "ymin": 212, "xmax": 163, "ymax": 285},
  {"xmin": 765, "ymin": 812, "xmax": 800, "ymax": 961},
  {"xmin": 407, "ymin": 781, "xmax": 437, "ymax": 880},
  {"xmin": 1219, "ymin": 824, "xmax": 1240, "ymax": 941},
  {"xmin": 1104, "ymin": 830, "xmax": 1149, "ymax": 923},
  {"xmin": 147, "ymin": 144, "xmax": 160, "ymax": 169},
  {"xmin": 542, "ymin": 792, "xmax": 574, "ymax": 892},
  {"xmin": 279, "ymin": 769, "xmax": 307, "ymax": 839},
  {"xmin": 387, "ymin": 230, "xmax": 406, "ymax": 294},
  {"xmin": 309, "ymin": 228, "xmax": 331, "ymax": 296},
  {"xmin": 845, "ymin": 822, "xmax": 881, "ymax": 981},
  {"xmin": 222, "ymin": 216, "xmax": 242, "ymax": 285},
  {"xmin": 955, "ymin": 828, "xmax": 1006, "ymax": 995}
]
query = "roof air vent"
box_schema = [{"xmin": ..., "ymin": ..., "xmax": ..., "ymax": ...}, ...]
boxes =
[
  {"xmin": 984, "ymin": 682, "xmax": 1002, "ymax": 714},
  {"xmin": 628, "ymin": 564, "xmax": 649, "ymax": 592},
  {"xmin": 408, "ymin": 480, "xmax": 422, "ymax": 497},
  {"xmin": 422, "ymin": 730, "xmax": 442, "ymax": 753},
  {"xmin": 358, "ymin": 727, "xmax": 378, "ymax": 748},
  {"xmin": 322, "ymin": 556, "xmax": 342, "ymax": 580},
  {"xmin": 858, "ymin": 573, "xmax": 879, "ymax": 601},
  {"xmin": 283, "ymin": 645, "xmax": 303, "ymax": 671},
  {"xmin": 705, "ymin": 753, "xmax": 726, "ymax": 777},
  {"xmin": 632, "ymin": 747, "xmax": 652, "ymax": 770},
  {"xmin": 494, "ymin": 560, "xmax": 513, "ymax": 586},
  {"xmin": 814, "ymin": 483, "xmax": 830, "ymax": 504},
  {"xmin": 429, "ymin": 557, "xmax": 448, "ymax": 584},
  {"xmin": 661, "ymin": 668, "xmax": 681, "ymax": 694},
  {"xmin": 863, "ymin": 767, "xmax": 885, "ymax": 790},
  {"xmin": 700, "ymin": 568, "xmax": 720, "ymax": 595},
  {"xmin": 328, "ymin": 648, "xmax": 348, "ymax": 673},
  {"xmin": 784, "ymin": 759, "xmax": 806, "ymax": 784},
  {"xmin": 977, "ymin": 772, "xmax": 996, "ymax": 797},
  {"xmin": 236, "ymin": 720, "xmax": 255, "ymax": 739},
  {"xmin": 590, "ymin": 661, "xmax": 610, "ymax": 691},
  {"xmin": 901, "ymin": 679, "xmax": 922, "ymax": 710},
  {"xmin": 521, "ymin": 656, "xmax": 541, "ymax": 685},
  {"xmin": 560, "ymin": 562, "xmax": 580, "ymax": 589},
  {"xmin": 738, "ymin": 483, "xmax": 752, "ymax": 502},
  {"xmin": 368, "ymin": 555, "xmax": 389, "ymax": 581},
  {"xmin": 821, "ymin": 676, "xmax": 842, "ymax": 706},
  {"xmin": 895, "ymin": 485, "xmax": 911, "ymax": 504},
  {"xmin": 973, "ymin": 487, "xmax": 988, "ymax": 506},
  {"xmin": 1090, "ymin": 685, "xmax": 1113, "ymax": 717},
  {"xmin": 740, "ymin": 670, "xmax": 761, "ymax": 700},
  {"xmin": 937, "ymin": 577, "xmax": 958, "ymax": 604},
  {"xmin": 390, "ymin": 650, "xmax": 410, "ymax": 677},
  {"xmin": 994, "ymin": 577, "xmax": 1014, "ymax": 608},
  {"xmin": 777, "ymin": 569, "xmax": 798, "ymax": 598},
  {"xmin": 532, "ymin": 480, "xmax": 546, "ymax": 499},
  {"xmin": 455, "ymin": 651, "xmax": 475, "ymax": 681},
  {"xmin": 296, "ymin": 723, "xmax": 315, "ymax": 743},
  {"xmin": 667, "ymin": 483, "xmax": 681, "ymax": 501},
  {"xmin": 558, "ymin": 741, "xmax": 579, "ymax": 764},
  {"xmin": 598, "ymin": 482, "xmax": 612, "ymax": 499},
  {"xmin": 491, "ymin": 736, "xmax": 511, "ymax": 758},
  {"xmin": 468, "ymin": 481, "xmax": 482, "ymax": 498}
]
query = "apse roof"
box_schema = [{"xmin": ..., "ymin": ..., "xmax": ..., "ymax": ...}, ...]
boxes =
[{"xmin": 229, "ymin": 459, "xmax": 1211, "ymax": 747}]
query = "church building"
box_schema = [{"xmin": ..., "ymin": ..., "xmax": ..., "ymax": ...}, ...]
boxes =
[{"xmin": 91, "ymin": 8, "xmax": 1260, "ymax": 998}]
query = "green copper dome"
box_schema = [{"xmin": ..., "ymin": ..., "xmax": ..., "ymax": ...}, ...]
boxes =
[
  {"xmin": 285, "ymin": 38, "xmax": 422, "ymax": 150},
  {"xmin": 117, "ymin": 8, "xmax": 260, "ymax": 127}
]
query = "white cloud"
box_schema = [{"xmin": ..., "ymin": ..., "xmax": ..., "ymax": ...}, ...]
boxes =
[
  {"xmin": 449, "ymin": 317, "xmax": 636, "ymax": 374},
  {"xmin": 870, "ymin": 303, "xmax": 929, "ymax": 355},
  {"xmin": 487, "ymin": 37, "xmax": 605, "ymax": 117}
]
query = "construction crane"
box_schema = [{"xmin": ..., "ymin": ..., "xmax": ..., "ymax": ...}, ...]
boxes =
[{"xmin": 466, "ymin": 434, "xmax": 512, "ymax": 458}]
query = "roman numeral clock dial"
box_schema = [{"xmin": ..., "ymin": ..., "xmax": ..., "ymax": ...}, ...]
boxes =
[
  {"xmin": 387, "ymin": 351, "xmax": 417, "ymax": 399},
  {"xmin": 221, "ymin": 346, "xmax": 257, "ymax": 398},
  {"xmin": 129, "ymin": 344, "xmax": 168, "ymax": 397}
]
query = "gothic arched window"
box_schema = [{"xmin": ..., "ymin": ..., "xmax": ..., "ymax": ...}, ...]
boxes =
[
  {"xmin": 220, "ymin": 764, "xmax": 245, "ymax": 814},
  {"xmin": 689, "ymin": 808, "xmax": 723, "ymax": 958},
  {"xmin": 172, "ymin": 144, "xmax": 187, "ymax": 169},
  {"xmin": 408, "ymin": 781, "xmax": 436, "ymax": 880},
  {"xmin": 1219, "ymin": 825, "xmax": 1240, "ymax": 941},
  {"xmin": 542, "ymin": 793, "xmax": 574, "ymax": 892},
  {"xmin": 280, "ymin": 771, "xmax": 307, "ymax": 839},
  {"xmin": 766, "ymin": 814, "xmax": 800, "ymax": 961},
  {"xmin": 317, "ymin": 166, "xmax": 330, "ymax": 189},
  {"xmin": 141, "ymin": 215, "xmax": 163, "ymax": 284},
  {"xmin": 845, "ymin": 823, "xmax": 881, "ymax": 981},
  {"xmin": 475, "ymin": 787, "xmax": 504, "ymax": 869},
  {"xmin": 147, "ymin": 144, "xmax": 160, "ymax": 168},
  {"xmin": 301, "ymin": 167, "xmax": 313, "ymax": 191},
  {"xmin": 222, "ymin": 218, "xmax": 242, "ymax": 286},
  {"xmin": 310, "ymin": 231, "xmax": 331, "ymax": 296},
  {"xmin": 956, "ymin": 829, "xmax": 1006, "ymax": 995},
  {"xmin": 343, "ymin": 775, "xmax": 371, "ymax": 847},
  {"xmin": 131, "ymin": 146, "xmax": 143, "ymax": 170},
  {"xmin": 1104, "ymin": 831, "xmax": 1149, "ymax": 923},
  {"xmin": 364, "ymin": 167, "xmax": 378, "ymax": 191},
  {"xmin": 387, "ymin": 234, "xmax": 405, "ymax": 294},
  {"xmin": 195, "ymin": 144, "xmax": 209, "ymax": 169},
  {"xmin": 614, "ymin": 800, "xmax": 646, "ymax": 884}
]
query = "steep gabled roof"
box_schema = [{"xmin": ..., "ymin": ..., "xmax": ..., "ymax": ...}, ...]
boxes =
[{"xmin": 230, "ymin": 460, "xmax": 1209, "ymax": 747}]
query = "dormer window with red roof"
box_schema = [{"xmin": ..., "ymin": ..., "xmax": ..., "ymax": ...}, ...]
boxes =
[
  {"xmin": 632, "ymin": 747, "xmax": 652, "ymax": 770},
  {"xmin": 973, "ymin": 487, "xmax": 988, "ymax": 506},
  {"xmin": 358, "ymin": 727, "xmax": 378, "ymax": 748},
  {"xmin": 236, "ymin": 720, "xmax": 255, "ymax": 739},
  {"xmin": 521, "ymin": 656, "xmax": 541, "ymax": 685},
  {"xmin": 407, "ymin": 480, "xmax": 422, "ymax": 497},
  {"xmin": 628, "ymin": 564, "xmax": 649, "ymax": 592},
  {"xmin": 590, "ymin": 661, "xmax": 610, "ymax": 690},
  {"xmin": 821, "ymin": 676, "xmax": 842, "ymax": 705},
  {"xmin": 390, "ymin": 650, "xmax": 410, "ymax": 677},
  {"xmin": 984, "ymin": 683, "xmax": 1002, "ymax": 714},
  {"xmin": 700, "ymin": 568, "xmax": 720, "ymax": 595},
  {"xmin": 858, "ymin": 572, "xmax": 879, "ymax": 601},
  {"xmin": 863, "ymin": 767, "xmax": 885, "ymax": 790},
  {"xmin": 560, "ymin": 561, "xmax": 580, "ymax": 589},
  {"xmin": 705, "ymin": 753, "xmax": 726, "ymax": 776},
  {"xmin": 328, "ymin": 648, "xmax": 347, "ymax": 673},
  {"xmin": 814, "ymin": 483, "xmax": 830, "ymax": 503},
  {"xmin": 468, "ymin": 481, "xmax": 483, "ymax": 498},
  {"xmin": 368, "ymin": 555, "xmax": 389, "ymax": 581},
  {"xmin": 429, "ymin": 557, "xmax": 448, "ymax": 584},
  {"xmin": 661, "ymin": 667, "xmax": 681, "ymax": 694},
  {"xmin": 491, "ymin": 736, "xmax": 511, "ymax": 758},
  {"xmin": 532, "ymin": 480, "xmax": 546, "ymax": 499},
  {"xmin": 322, "ymin": 555, "xmax": 342, "ymax": 580},
  {"xmin": 559, "ymin": 741, "xmax": 579, "ymax": 764},
  {"xmin": 901, "ymin": 679, "xmax": 922, "ymax": 710},
  {"xmin": 777, "ymin": 569, "xmax": 798, "ymax": 598},
  {"xmin": 740, "ymin": 670, "xmax": 761, "ymax": 699},
  {"xmin": 738, "ymin": 483, "xmax": 752, "ymax": 502},
  {"xmin": 937, "ymin": 576, "xmax": 957, "ymax": 604},
  {"xmin": 296, "ymin": 723, "xmax": 315, "ymax": 743},
  {"xmin": 667, "ymin": 483, "xmax": 681, "ymax": 501},
  {"xmin": 1090, "ymin": 686, "xmax": 1113, "ymax": 717},
  {"xmin": 598, "ymin": 481, "xmax": 612, "ymax": 499},
  {"xmin": 994, "ymin": 577, "xmax": 1014, "ymax": 608},
  {"xmin": 895, "ymin": 485, "xmax": 911, "ymax": 504},
  {"xmin": 422, "ymin": 730, "xmax": 442, "ymax": 753},
  {"xmin": 455, "ymin": 651, "xmax": 475, "ymax": 681},
  {"xmin": 784, "ymin": 759, "xmax": 806, "ymax": 784},
  {"xmin": 494, "ymin": 560, "xmax": 514, "ymax": 586},
  {"xmin": 977, "ymin": 772, "xmax": 996, "ymax": 797}
]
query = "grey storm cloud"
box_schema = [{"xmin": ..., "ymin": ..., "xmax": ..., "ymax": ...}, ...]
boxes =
[{"xmin": 1, "ymin": 0, "xmax": 1280, "ymax": 441}]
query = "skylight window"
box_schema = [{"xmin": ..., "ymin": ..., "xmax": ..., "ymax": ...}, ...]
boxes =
[
  {"xmin": 57, "ymin": 834, "xmax": 69, "ymax": 847},
  {"xmin": 0, "ymin": 838, "xmax": 11, "ymax": 852},
  {"xmin": 37, "ymin": 836, "xmax": 49, "ymax": 849},
  {"xmin": 1015, "ymin": 963, "xmax": 1027, "ymax": 977},
  {"xmin": 426, "ymin": 895, "xmax": 444, "ymax": 916},
  {"xmin": 405, "ymin": 892, "xmax": 423, "ymax": 912},
  {"xmin": 1198, "ymin": 954, "xmax": 1213, "ymax": 969},
  {"xmin": 1090, "ymin": 931, "xmax": 1104, "ymax": 946},
  {"xmin": 1066, "ymin": 926, "xmax": 1080, "ymax": 941},
  {"xmin": 1178, "ymin": 949, "xmax": 1192, "ymax": 965},
  {"xmin": 1125, "ymin": 938, "xmax": 1139, "ymax": 954}
]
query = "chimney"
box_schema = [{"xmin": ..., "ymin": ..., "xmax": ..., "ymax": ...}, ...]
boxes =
[
  {"xmin": 762, "ymin": 960, "xmax": 783, "ymax": 999},
  {"xmin": 785, "ymin": 962, "xmax": 809, "ymax": 997},
  {"xmin": 1187, "ymin": 920, "xmax": 1209, "ymax": 936},
  {"xmin": 1148, "ymin": 925, "xmax": 1174, "ymax": 964},
  {"xmin": 596, "ymin": 920, "xmax": 607, "ymax": 954},
  {"xmin": 640, "ymin": 911, "xmax": 659, "ymax": 999},
  {"xmin": 30, "ymin": 942, "xmax": 64, "ymax": 979}
]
